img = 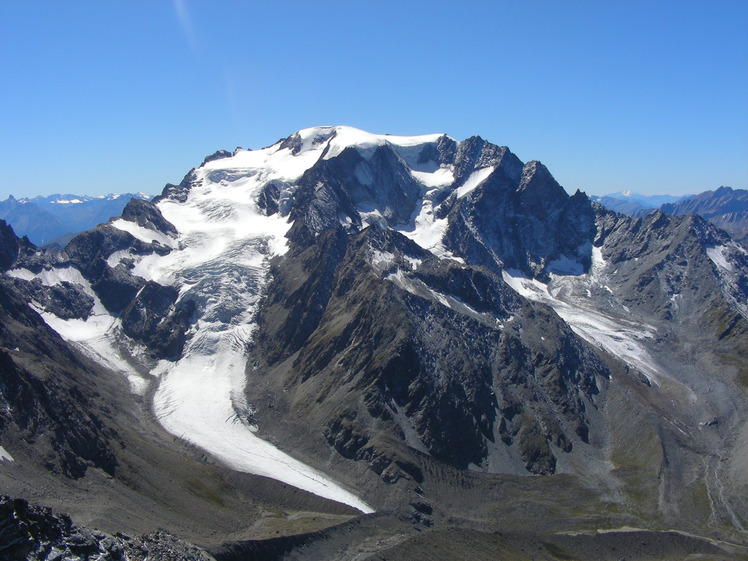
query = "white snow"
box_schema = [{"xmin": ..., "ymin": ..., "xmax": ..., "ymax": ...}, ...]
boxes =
[
  {"xmin": 455, "ymin": 166, "xmax": 495, "ymax": 199},
  {"xmin": 6, "ymin": 268, "xmax": 36, "ymax": 282},
  {"xmin": 358, "ymin": 205, "xmax": 388, "ymax": 230},
  {"xmin": 15, "ymin": 126, "xmax": 518, "ymax": 513},
  {"xmin": 110, "ymin": 219, "xmax": 176, "ymax": 247},
  {"xmin": 39, "ymin": 266, "xmax": 92, "ymax": 289},
  {"xmin": 410, "ymin": 166, "xmax": 455, "ymax": 188},
  {"xmin": 314, "ymin": 125, "xmax": 445, "ymax": 163},
  {"xmin": 24, "ymin": 273, "xmax": 152, "ymax": 394},
  {"xmin": 354, "ymin": 161, "xmax": 375, "ymax": 186},
  {"xmin": 370, "ymin": 249, "xmax": 396, "ymax": 273},
  {"xmin": 707, "ymin": 245, "xmax": 733, "ymax": 272},
  {"xmin": 36, "ymin": 305, "xmax": 117, "ymax": 342},
  {"xmin": 0, "ymin": 446, "xmax": 14, "ymax": 462},
  {"xmin": 24, "ymin": 151, "xmax": 376, "ymax": 510},
  {"xmin": 385, "ymin": 269, "xmax": 490, "ymax": 321},
  {"xmin": 405, "ymin": 256, "xmax": 422, "ymax": 270},
  {"xmin": 11, "ymin": 265, "xmax": 106, "ymax": 322},
  {"xmin": 545, "ymin": 254, "xmax": 585, "ymax": 276},
  {"xmin": 152, "ymin": 332, "xmax": 373, "ymax": 513},
  {"xmin": 396, "ymin": 187, "xmax": 462, "ymax": 262},
  {"xmin": 707, "ymin": 243, "xmax": 748, "ymax": 319}
]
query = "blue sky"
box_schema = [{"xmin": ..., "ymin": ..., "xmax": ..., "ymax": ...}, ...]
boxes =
[{"xmin": 1, "ymin": 1, "xmax": 746, "ymax": 199}]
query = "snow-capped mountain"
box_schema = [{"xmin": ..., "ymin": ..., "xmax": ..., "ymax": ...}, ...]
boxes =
[
  {"xmin": 0, "ymin": 192, "xmax": 151, "ymax": 246},
  {"xmin": 1, "ymin": 126, "xmax": 747, "ymax": 557},
  {"xmin": 592, "ymin": 191, "xmax": 687, "ymax": 212}
]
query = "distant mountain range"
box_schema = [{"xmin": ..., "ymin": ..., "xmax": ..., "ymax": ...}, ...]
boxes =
[
  {"xmin": 591, "ymin": 191, "xmax": 688, "ymax": 216},
  {"xmin": 594, "ymin": 187, "xmax": 748, "ymax": 244},
  {"xmin": 0, "ymin": 193, "xmax": 152, "ymax": 246}
]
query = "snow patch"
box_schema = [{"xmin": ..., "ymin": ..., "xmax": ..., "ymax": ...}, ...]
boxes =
[
  {"xmin": 410, "ymin": 166, "xmax": 455, "ymax": 188},
  {"xmin": 546, "ymin": 254, "xmax": 585, "ymax": 276},
  {"xmin": 405, "ymin": 256, "xmax": 422, "ymax": 270},
  {"xmin": 370, "ymin": 249, "xmax": 396, "ymax": 273},
  {"xmin": 455, "ymin": 166, "xmax": 495, "ymax": 199},
  {"xmin": 502, "ymin": 269, "xmax": 663, "ymax": 385},
  {"xmin": 111, "ymin": 219, "xmax": 176, "ymax": 247},
  {"xmin": 386, "ymin": 270, "xmax": 491, "ymax": 321},
  {"xmin": 312, "ymin": 126, "xmax": 446, "ymax": 165},
  {"xmin": 0, "ymin": 446, "xmax": 14, "ymax": 462},
  {"xmin": 708, "ymin": 243, "xmax": 748, "ymax": 319},
  {"xmin": 707, "ymin": 245, "xmax": 733, "ymax": 272},
  {"xmin": 358, "ymin": 205, "xmax": 388, "ymax": 229},
  {"xmin": 354, "ymin": 161, "xmax": 375, "ymax": 186},
  {"xmin": 6, "ymin": 268, "xmax": 36, "ymax": 282},
  {"xmin": 396, "ymin": 193, "xmax": 461, "ymax": 262}
]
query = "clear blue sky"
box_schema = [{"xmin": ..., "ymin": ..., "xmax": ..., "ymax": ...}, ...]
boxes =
[{"xmin": 1, "ymin": 1, "xmax": 746, "ymax": 199}]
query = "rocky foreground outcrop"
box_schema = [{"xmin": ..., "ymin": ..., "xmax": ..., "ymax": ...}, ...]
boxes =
[{"xmin": 0, "ymin": 497, "xmax": 215, "ymax": 561}]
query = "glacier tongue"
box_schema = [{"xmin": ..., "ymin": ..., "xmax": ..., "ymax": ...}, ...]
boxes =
[{"xmin": 138, "ymin": 144, "xmax": 374, "ymax": 513}]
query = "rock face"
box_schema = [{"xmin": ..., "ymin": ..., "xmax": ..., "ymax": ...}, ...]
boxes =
[
  {"xmin": 1, "ymin": 126, "xmax": 747, "ymax": 554},
  {"xmin": 252, "ymin": 225, "xmax": 605, "ymax": 477},
  {"xmin": 0, "ymin": 220, "xmax": 20, "ymax": 271},
  {"xmin": 0, "ymin": 497, "xmax": 215, "ymax": 561},
  {"xmin": 0, "ymin": 275, "xmax": 119, "ymax": 479}
]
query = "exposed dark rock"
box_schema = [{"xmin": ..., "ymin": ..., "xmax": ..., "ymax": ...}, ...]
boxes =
[
  {"xmin": 251, "ymin": 225, "xmax": 605, "ymax": 475},
  {"xmin": 120, "ymin": 281, "xmax": 195, "ymax": 360},
  {"xmin": 0, "ymin": 220, "xmax": 20, "ymax": 272},
  {"xmin": 442, "ymin": 157, "xmax": 597, "ymax": 279},
  {"xmin": 200, "ymin": 149, "xmax": 234, "ymax": 167},
  {"xmin": 662, "ymin": 186, "xmax": 748, "ymax": 245},
  {"xmin": 0, "ymin": 497, "xmax": 215, "ymax": 561},
  {"xmin": 7, "ymin": 276, "xmax": 94, "ymax": 320},
  {"xmin": 0, "ymin": 279, "xmax": 119, "ymax": 478},
  {"xmin": 2, "ymin": 127, "xmax": 748, "ymax": 557},
  {"xmin": 288, "ymin": 143, "xmax": 422, "ymax": 242},
  {"xmin": 120, "ymin": 197, "xmax": 178, "ymax": 237},
  {"xmin": 92, "ymin": 264, "xmax": 146, "ymax": 313},
  {"xmin": 155, "ymin": 168, "xmax": 201, "ymax": 204}
]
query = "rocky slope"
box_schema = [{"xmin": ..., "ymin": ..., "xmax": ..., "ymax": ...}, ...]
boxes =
[{"xmin": 1, "ymin": 126, "xmax": 747, "ymax": 558}]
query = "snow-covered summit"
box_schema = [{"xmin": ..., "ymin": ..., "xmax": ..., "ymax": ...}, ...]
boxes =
[{"xmin": 197, "ymin": 125, "xmax": 452, "ymax": 179}]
